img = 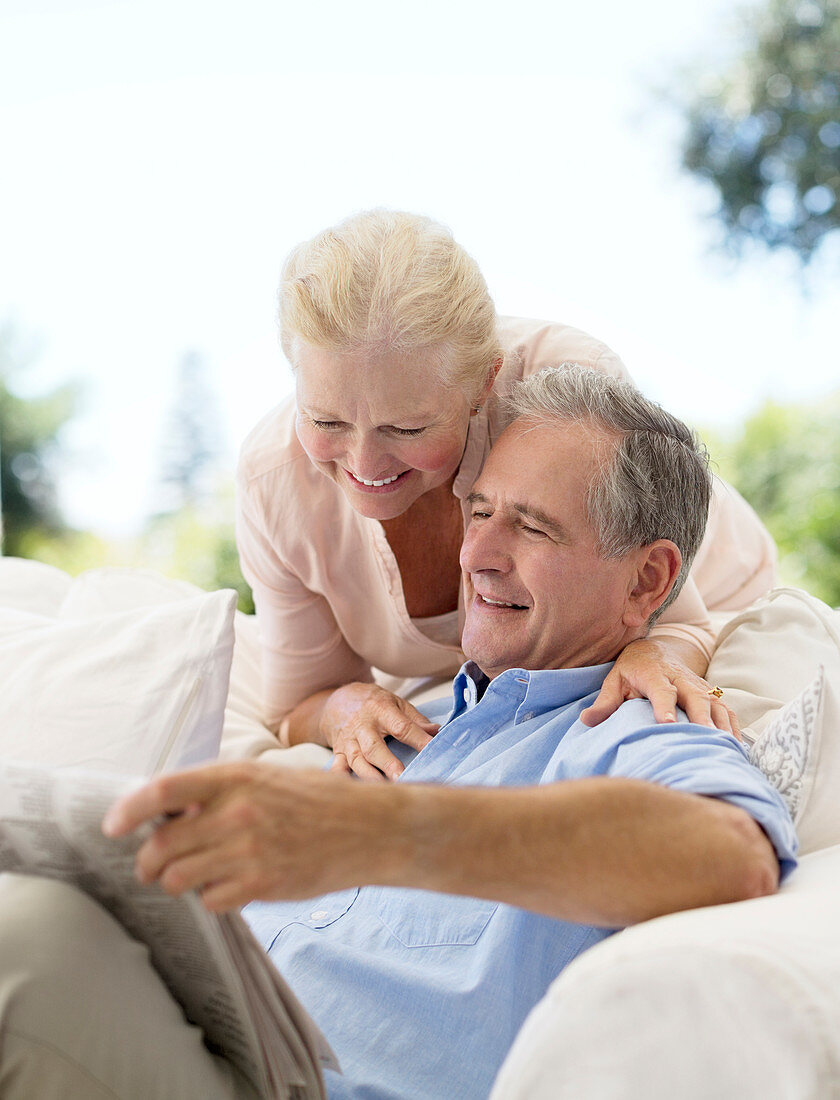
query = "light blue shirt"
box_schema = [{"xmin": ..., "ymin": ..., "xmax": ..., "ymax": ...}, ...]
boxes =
[{"xmin": 245, "ymin": 662, "xmax": 797, "ymax": 1100}]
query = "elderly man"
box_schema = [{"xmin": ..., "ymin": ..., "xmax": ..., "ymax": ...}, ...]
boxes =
[{"xmin": 1, "ymin": 367, "xmax": 795, "ymax": 1100}]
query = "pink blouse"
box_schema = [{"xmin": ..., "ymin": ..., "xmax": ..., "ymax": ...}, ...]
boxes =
[{"xmin": 236, "ymin": 317, "xmax": 776, "ymax": 729}]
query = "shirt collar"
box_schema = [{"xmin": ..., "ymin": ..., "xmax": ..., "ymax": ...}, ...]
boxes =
[{"xmin": 449, "ymin": 660, "xmax": 614, "ymax": 723}]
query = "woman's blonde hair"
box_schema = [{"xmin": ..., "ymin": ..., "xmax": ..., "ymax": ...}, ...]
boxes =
[{"xmin": 279, "ymin": 209, "xmax": 501, "ymax": 398}]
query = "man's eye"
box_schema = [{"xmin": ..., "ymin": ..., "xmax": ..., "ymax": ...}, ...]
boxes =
[
  {"xmin": 471, "ymin": 510, "xmax": 491, "ymax": 520},
  {"xmin": 521, "ymin": 524, "xmax": 546, "ymax": 537}
]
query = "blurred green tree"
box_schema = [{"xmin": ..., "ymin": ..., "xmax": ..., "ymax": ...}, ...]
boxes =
[
  {"xmin": 149, "ymin": 353, "xmax": 252, "ymax": 610},
  {"xmin": 157, "ymin": 350, "xmax": 224, "ymax": 513},
  {"xmin": 679, "ymin": 0, "xmax": 840, "ymax": 261},
  {"xmin": 705, "ymin": 389, "xmax": 840, "ymax": 604},
  {"xmin": 0, "ymin": 328, "xmax": 77, "ymax": 555},
  {"xmin": 140, "ymin": 493, "xmax": 254, "ymax": 614}
]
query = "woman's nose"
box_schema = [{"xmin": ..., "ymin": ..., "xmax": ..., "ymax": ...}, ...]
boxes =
[{"xmin": 347, "ymin": 433, "xmax": 389, "ymax": 479}]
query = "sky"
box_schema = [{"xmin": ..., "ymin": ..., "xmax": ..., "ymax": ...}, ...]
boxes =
[{"xmin": 1, "ymin": 0, "xmax": 837, "ymax": 536}]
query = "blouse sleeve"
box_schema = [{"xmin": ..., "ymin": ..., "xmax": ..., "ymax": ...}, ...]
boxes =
[
  {"xmin": 498, "ymin": 315, "xmax": 632, "ymax": 383},
  {"xmin": 687, "ymin": 476, "xmax": 778, "ymax": 612},
  {"xmin": 648, "ymin": 475, "xmax": 777, "ymax": 660},
  {"xmin": 235, "ymin": 474, "xmax": 373, "ymax": 732},
  {"xmin": 648, "ymin": 576, "xmax": 716, "ymax": 661}
]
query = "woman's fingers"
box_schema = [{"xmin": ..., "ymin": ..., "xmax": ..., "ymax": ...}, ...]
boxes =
[
  {"xmin": 330, "ymin": 748, "xmax": 388, "ymax": 782},
  {"xmin": 710, "ymin": 698, "xmax": 741, "ymax": 740},
  {"xmin": 400, "ymin": 698, "xmax": 441, "ymax": 733},
  {"xmin": 676, "ymin": 681, "xmax": 742, "ymax": 740},
  {"xmin": 324, "ymin": 686, "xmax": 440, "ymax": 780},
  {"xmin": 642, "ymin": 685, "xmax": 680, "ymax": 726},
  {"xmin": 579, "ymin": 668, "xmax": 634, "ymax": 727},
  {"xmin": 579, "ymin": 656, "xmax": 744, "ymax": 742},
  {"xmin": 389, "ymin": 708, "xmax": 439, "ymax": 752}
]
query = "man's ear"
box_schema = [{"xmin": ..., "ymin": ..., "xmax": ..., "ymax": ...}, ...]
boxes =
[{"xmin": 622, "ymin": 540, "xmax": 682, "ymax": 628}]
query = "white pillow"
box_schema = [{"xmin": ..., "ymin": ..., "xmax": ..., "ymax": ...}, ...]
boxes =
[
  {"xmin": 57, "ymin": 566, "xmax": 203, "ymax": 617},
  {"xmin": 0, "ymin": 573, "xmax": 236, "ymax": 776},
  {"xmin": 29, "ymin": 563, "xmax": 329, "ymax": 770},
  {"xmin": 707, "ymin": 588, "xmax": 840, "ymax": 856},
  {"xmin": 707, "ymin": 587, "xmax": 840, "ymax": 738},
  {"xmin": 218, "ymin": 608, "xmax": 334, "ymax": 769},
  {"xmin": 0, "ymin": 557, "xmax": 72, "ymax": 615}
]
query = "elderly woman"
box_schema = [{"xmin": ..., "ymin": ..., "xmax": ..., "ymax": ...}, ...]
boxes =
[{"xmin": 236, "ymin": 210, "xmax": 775, "ymax": 779}]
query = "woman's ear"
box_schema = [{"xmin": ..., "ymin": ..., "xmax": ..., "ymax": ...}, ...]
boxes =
[
  {"xmin": 472, "ymin": 356, "xmax": 503, "ymax": 412},
  {"xmin": 622, "ymin": 541, "xmax": 682, "ymax": 628}
]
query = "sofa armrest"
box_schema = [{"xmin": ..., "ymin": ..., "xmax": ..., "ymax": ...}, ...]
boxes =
[{"xmin": 492, "ymin": 844, "xmax": 840, "ymax": 1099}]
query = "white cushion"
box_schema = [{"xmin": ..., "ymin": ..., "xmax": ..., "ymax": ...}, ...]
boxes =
[
  {"xmin": 0, "ymin": 563, "xmax": 236, "ymax": 775},
  {"xmin": 57, "ymin": 565, "xmax": 333, "ymax": 766},
  {"xmin": 0, "ymin": 559, "xmax": 330, "ymax": 771},
  {"xmin": 706, "ymin": 587, "xmax": 840, "ymax": 857},
  {"xmin": 217, "ymin": 608, "xmax": 333, "ymax": 769},
  {"xmin": 492, "ymin": 842, "xmax": 840, "ymax": 1099},
  {"xmin": 0, "ymin": 557, "xmax": 72, "ymax": 615},
  {"xmin": 707, "ymin": 587, "xmax": 840, "ymax": 736}
]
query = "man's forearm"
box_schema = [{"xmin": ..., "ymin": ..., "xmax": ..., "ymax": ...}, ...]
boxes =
[
  {"xmin": 381, "ymin": 778, "xmax": 779, "ymax": 926},
  {"xmin": 106, "ymin": 764, "xmax": 779, "ymax": 922}
]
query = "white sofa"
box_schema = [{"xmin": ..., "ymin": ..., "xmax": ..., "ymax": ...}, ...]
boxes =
[{"xmin": 1, "ymin": 559, "xmax": 838, "ymax": 1098}]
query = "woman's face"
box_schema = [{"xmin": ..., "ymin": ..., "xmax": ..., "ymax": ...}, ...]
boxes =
[{"xmin": 294, "ymin": 342, "xmax": 475, "ymax": 521}]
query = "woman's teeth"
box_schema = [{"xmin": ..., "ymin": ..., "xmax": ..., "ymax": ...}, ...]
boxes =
[{"xmin": 356, "ymin": 473, "xmax": 401, "ymax": 486}]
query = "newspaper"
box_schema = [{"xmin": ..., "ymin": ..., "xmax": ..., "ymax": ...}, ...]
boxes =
[{"xmin": 0, "ymin": 763, "xmax": 340, "ymax": 1100}]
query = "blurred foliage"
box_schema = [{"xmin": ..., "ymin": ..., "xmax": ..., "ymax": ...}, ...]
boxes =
[
  {"xmin": 2, "ymin": 328, "xmax": 252, "ymax": 610},
  {"xmin": 157, "ymin": 350, "xmax": 224, "ymax": 513},
  {"xmin": 140, "ymin": 495, "xmax": 254, "ymax": 613},
  {"xmin": 679, "ymin": 0, "xmax": 840, "ymax": 261},
  {"xmin": 25, "ymin": 488, "xmax": 254, "ymax": 614},
  {"xmin": 703, "ymin": 388, "xmax": 840, "ymax": 605},
  {"xmin": 0, "ymin": 328, "xmax": 77, "ymax": 555}
]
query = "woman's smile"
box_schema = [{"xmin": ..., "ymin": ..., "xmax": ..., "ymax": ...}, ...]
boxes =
[{"xmin": 344, "ymin": 468, "xmax": 412, "ymax": 492}]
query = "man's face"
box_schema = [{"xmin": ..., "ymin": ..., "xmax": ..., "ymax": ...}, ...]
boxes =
[{"xmin": 459, "ymin": 419, "xmax": 642, "ymax": 678}]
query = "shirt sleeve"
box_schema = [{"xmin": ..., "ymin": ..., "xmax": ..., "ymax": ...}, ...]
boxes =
[
  {"xmin": 604, "ymin": 703, "xmax": 798, "ymax": 880},
  {"xmin": 235, "ymin": 471, "xmax": 373, "ymax": 730}
]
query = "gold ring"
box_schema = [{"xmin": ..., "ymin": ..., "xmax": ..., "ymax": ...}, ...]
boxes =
[{"xmin": 707, "ymin": 686, "xmax": 724, "ymax": 699}]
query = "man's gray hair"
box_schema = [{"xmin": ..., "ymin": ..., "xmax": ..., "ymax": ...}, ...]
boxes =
[{"xmin": 506, "ymin": 364, "xmax": 712, "ymax": 619}]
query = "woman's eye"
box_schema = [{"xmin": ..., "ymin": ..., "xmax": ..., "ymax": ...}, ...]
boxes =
[
  {"xmin": 312, "ymin": 420, "xmax": 345, "ymax": 431},
  {"xmin": 388, "ymin": 426, "xmax": 426, "ymax": 437}
]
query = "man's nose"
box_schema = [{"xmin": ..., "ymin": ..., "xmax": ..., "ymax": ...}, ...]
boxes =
[{"xmin": 460, "ymin": 518, "xmax": 511, "ymax": 574}]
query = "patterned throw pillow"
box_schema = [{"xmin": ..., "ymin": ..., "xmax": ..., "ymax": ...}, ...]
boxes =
[
  {"xmin": 707, "ymin": 588, "xmax": 840, "ymax": 856},
  {"xmin": 750, "ymin": 666, "xmax": 824, "ymax": 821}
]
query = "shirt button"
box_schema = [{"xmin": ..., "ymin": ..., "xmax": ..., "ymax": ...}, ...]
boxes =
[{"xmin": 311, "ymin": 910, "xmax": 328, "ymax": 920}]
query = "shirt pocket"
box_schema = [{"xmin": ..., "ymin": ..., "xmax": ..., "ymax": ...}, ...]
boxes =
[{"xmin": 370, "ymin": 886, "xmax": 498, "ymax": 948}]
